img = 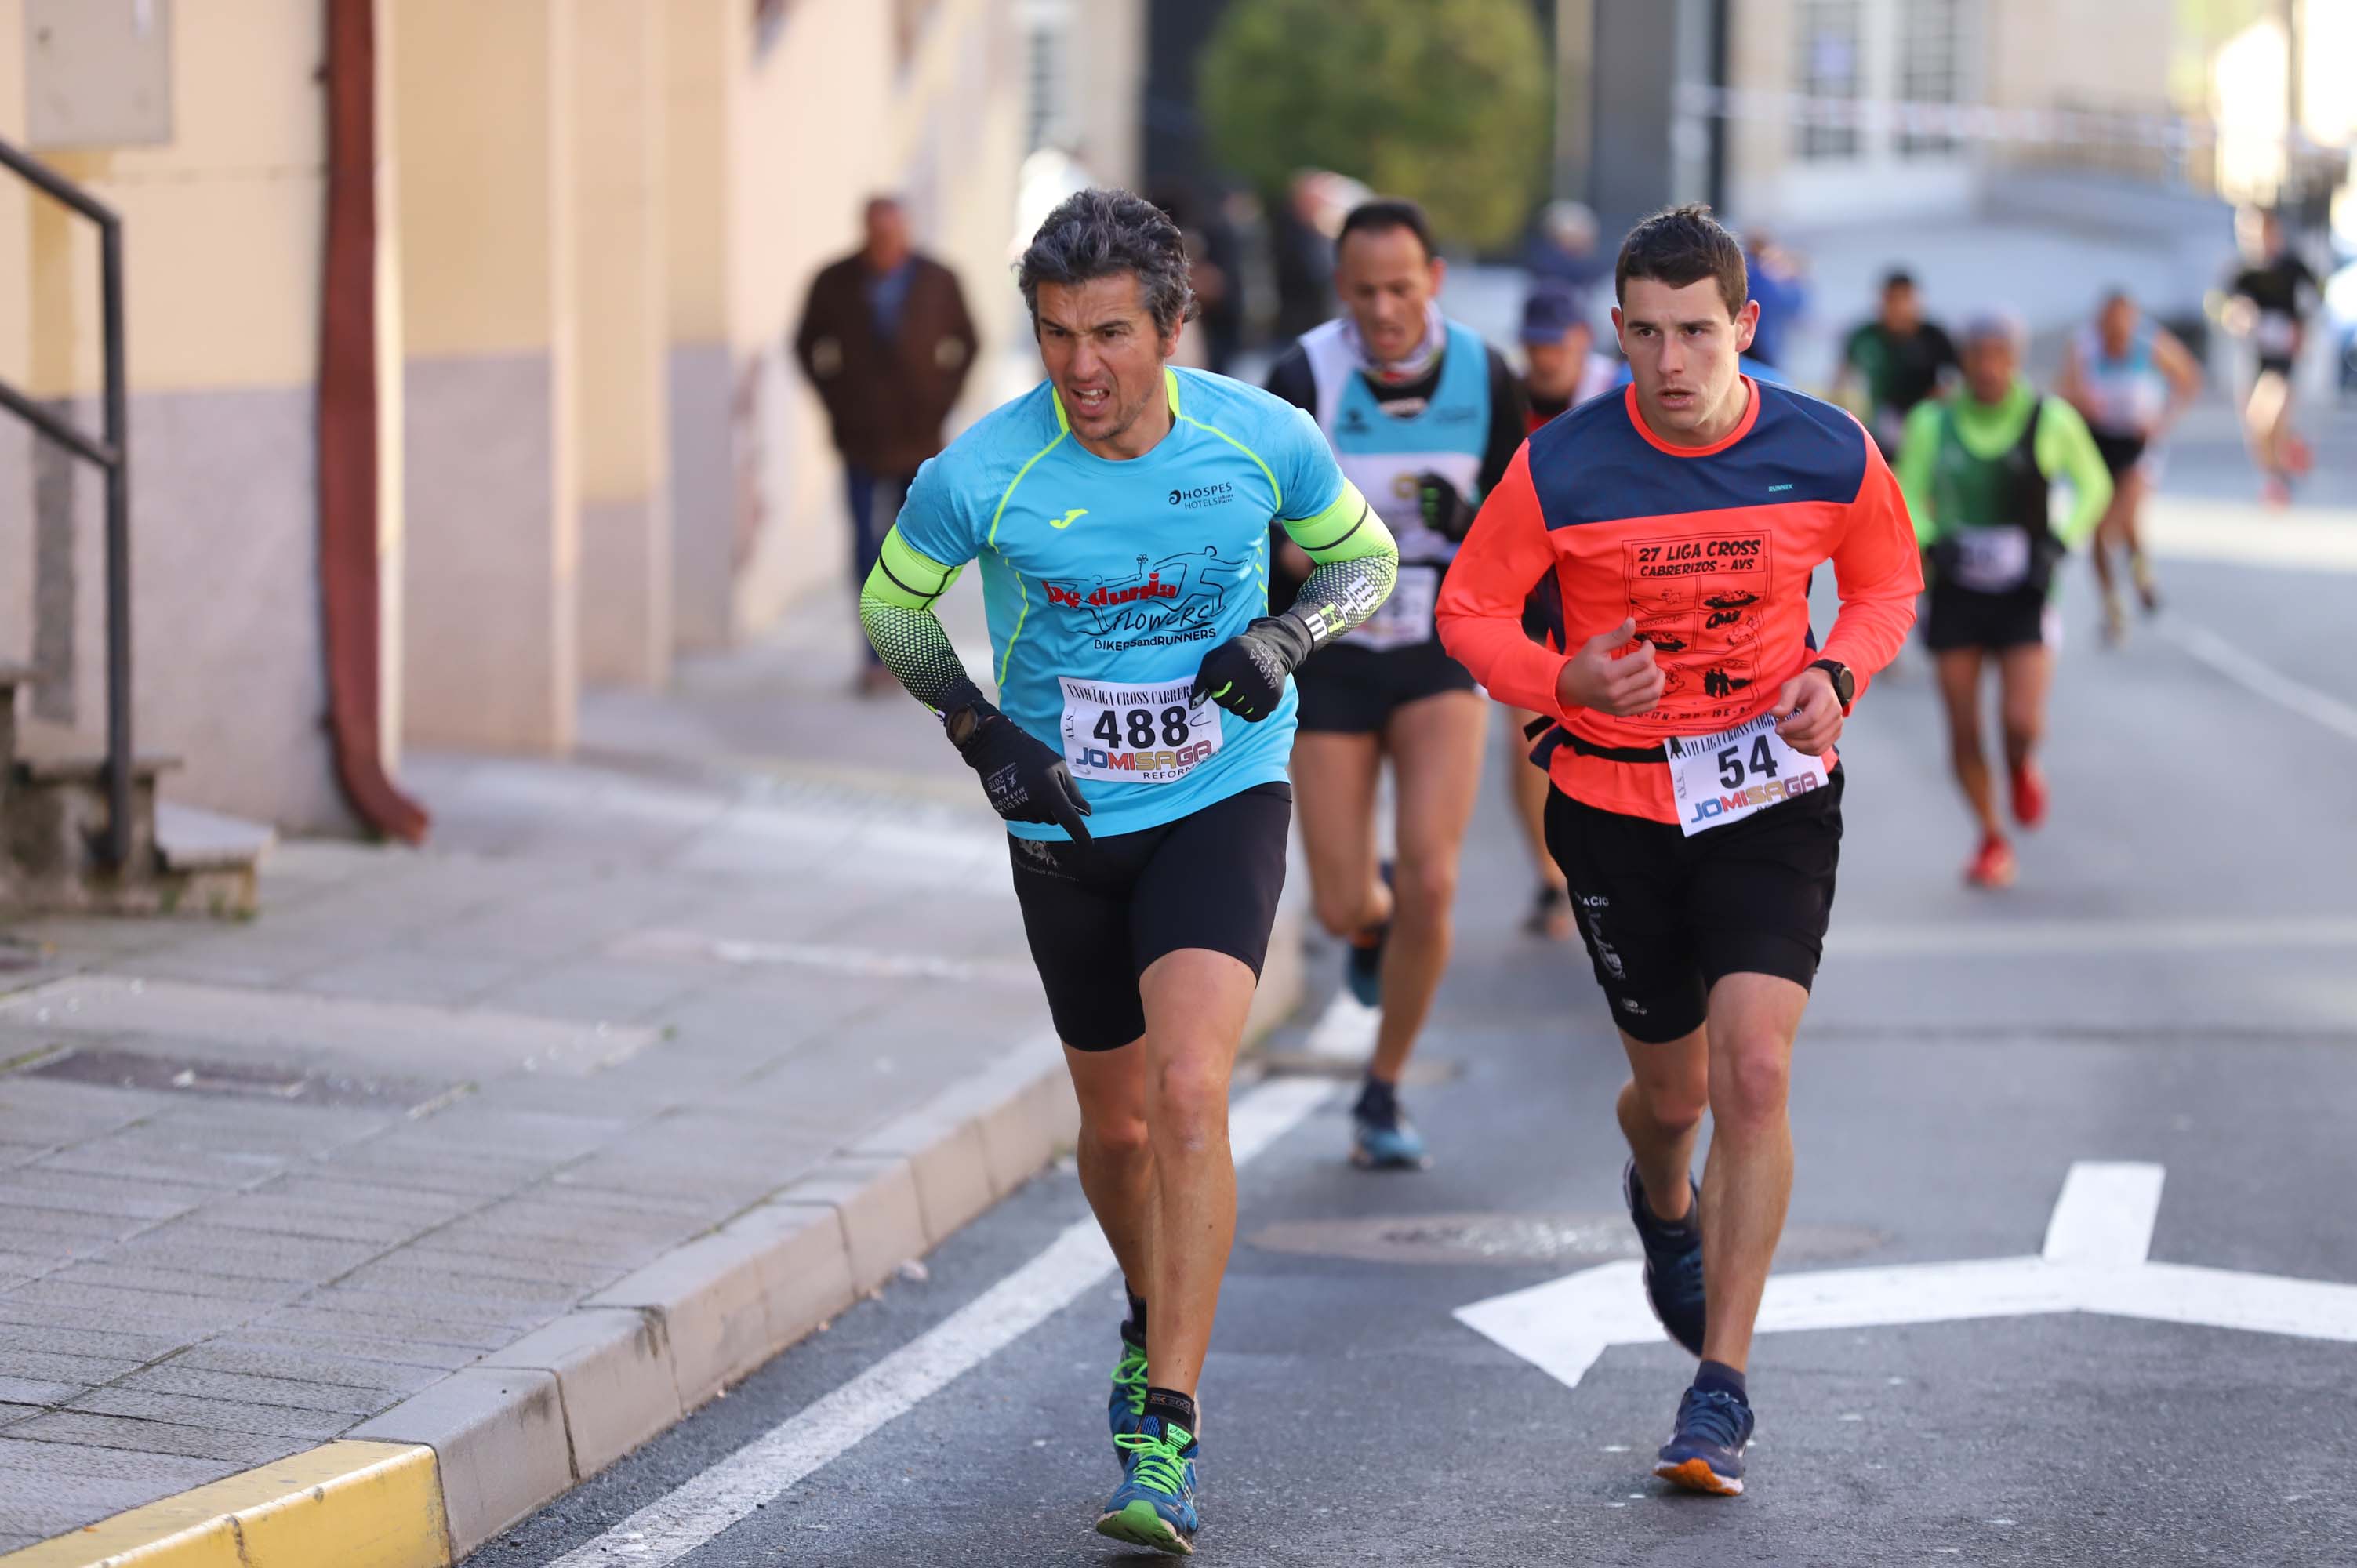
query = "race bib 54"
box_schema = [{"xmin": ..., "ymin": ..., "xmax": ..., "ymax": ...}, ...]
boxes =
[{"xmin": 1668, "ymin": 711, "xmax": 1829, "ymax": 837}]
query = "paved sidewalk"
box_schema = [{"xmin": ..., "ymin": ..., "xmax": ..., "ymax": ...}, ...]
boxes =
[{"xmin": 0, "ymin": 589, "xmax": 1295, "ymax": 1560}]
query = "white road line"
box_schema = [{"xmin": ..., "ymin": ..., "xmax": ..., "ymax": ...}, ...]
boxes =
[
  {"xmin": 2041, "ymin": 1162, "xmax": 2164, "ymax": 1265},
  {"xmin": 2160, "ymin": 619, "xmax": 2357, "ymax": 745},
  {"xmin": 1299, "ymin": 988, "xmax": 1380, "ymax": 1062},
  {"xmin": 549, "ymin": 1075, "xmax": 1334, "ymax": 1568}
]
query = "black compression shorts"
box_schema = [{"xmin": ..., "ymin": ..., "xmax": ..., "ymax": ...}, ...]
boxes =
[
  {"xmin": 1006, "ymin": 782, "xmax": 1292, "ymax": 1051},
  {"xmin": 1291, "ymin": 640, "xmax": 1477, "ymax": 733},
  {"xmin": 1923, "ymin": 579, "xmax": 2054, "ymax": 652},
  {"xmin": 2092, "ymin": 430, "xmax": 2148, "ymax": 479},
  {"xmin": 1544, "ymin": 771, "xmax": 1843, "ymax": 1044}
]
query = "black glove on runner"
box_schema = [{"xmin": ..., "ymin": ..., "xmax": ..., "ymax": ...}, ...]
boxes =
[
  {"xmin": 1191, "ymin": 612, "xmax": 1317, "ymax": 722},
  {"xmin": 943, "ymin": 691, "xmax": 1093, "ymax": 842},
  {"xmin": 1416, "ymin": 470, "xmax": 1474, "ymax": 542}
]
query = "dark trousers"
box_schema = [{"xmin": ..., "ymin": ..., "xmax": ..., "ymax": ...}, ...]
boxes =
[{"xmin": 844, "ymin": 466, "xmax": 911, "ymax": 666}]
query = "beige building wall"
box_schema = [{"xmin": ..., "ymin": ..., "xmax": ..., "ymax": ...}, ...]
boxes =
[
  {"xmin": 574, "ymin": 0, "xmax": 671, "ymax": 690},
  {"xmin": 723, "ymin": 0, "xmax": 1026, "ymax": 641},
  {"xmin": 1727, "ymin": 0, "xmax": 2179, "ymax": 227},
  {"xmin": 663, "ymin": 0, "xmax": 736, "ymax": 655},
  {"xmin": 1986, "ymin": 0, "xmax": 2174, "ymax": 117},
  {"xmin": 394, "ymin": 0, "xmax": 579, "ymax": 755},
  {"xmin": 0, "ymin": 0, "xmax": 356, "ymax": 833}
]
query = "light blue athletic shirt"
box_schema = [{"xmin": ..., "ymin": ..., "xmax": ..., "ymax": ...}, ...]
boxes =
[
  {"xmin": 1298, "ymin": 318, "xmax": 1491, "ymax": 648},
  {"xmin": 2073, "ymin": 323, "xmax": 2166, "ymax": 435},
  {"xmin": 896, "ymin": 367, "xmax": 1346, "ymax": 840}
]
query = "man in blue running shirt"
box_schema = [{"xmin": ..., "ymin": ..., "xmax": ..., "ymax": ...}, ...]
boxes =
[{"xmin": 861, "ymin": 188, "xmax": 1398, "ymax": 1557}]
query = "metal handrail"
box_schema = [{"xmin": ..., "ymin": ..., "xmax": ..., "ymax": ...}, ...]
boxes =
[{"xmin": 0, "ymin": 135, "xmax": 132, "ymax": 872}]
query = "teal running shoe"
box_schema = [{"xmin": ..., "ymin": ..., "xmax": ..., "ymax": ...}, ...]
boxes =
[
  {"xmin": 1097, "ymin": 1415, "xmax": 1200, "ymax": 1556},
  {"xmin": 1350, "ymin": 1087, "xmax": 1431, "ymax": 1171},
  {"xmin": 1107, "ymin": 1328, "xmax": 1149, "ymax": 1460}
]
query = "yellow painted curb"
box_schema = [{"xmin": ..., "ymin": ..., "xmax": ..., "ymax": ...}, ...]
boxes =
[{"xmin": 0, "ymin": 1440, "xmax": 450, "ymax": 1568}]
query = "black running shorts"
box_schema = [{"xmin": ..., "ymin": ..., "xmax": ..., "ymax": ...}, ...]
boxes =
[
  {"xmin": 1292, "ymin": 639, "xmax": 1478, "ymax": 734},
  {"xmin": 1543, "ymin": 771, "xmax": 1844, "ymax": 1045},
  {"xmin": 1923, "ymin": 579, "xmax": 2054, "ymax": 652},
  {"xmin": 2091, "ymin": 430, "xmax": 2148, "ymax": 480},
  {"xmin": 1006, "ymin": 782, "xmax": 1293, "ymax": 1051}
]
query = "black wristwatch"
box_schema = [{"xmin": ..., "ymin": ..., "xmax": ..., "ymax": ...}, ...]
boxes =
[
  {"xmin": 1810, "ymin": 659, "xmax": 1856, "ymax": 713},
  {"xmin": 943, "ymin": 702, "xmax": 984, "ymax": 750}
]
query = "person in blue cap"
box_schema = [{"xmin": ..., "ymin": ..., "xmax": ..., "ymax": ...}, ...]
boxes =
[{"xmin": 1520, "ymin": 285, "xmax": 1622, "ymax": 431}]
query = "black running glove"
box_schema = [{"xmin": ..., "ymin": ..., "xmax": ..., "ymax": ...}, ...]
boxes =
[
  {"xmin": 943, "ymin": 689, "xmax": 1093, "ymax": 842},
  {"xmin": 1190, "ymin": 612, "xmax": 1317, "ymax": 722},
  {"xmin": 1416, "ymin": 470, "xmax": 1475, "ymax": 542}
]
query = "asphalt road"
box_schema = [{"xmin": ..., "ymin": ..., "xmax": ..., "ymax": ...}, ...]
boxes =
[{"xmin": 469, "ymin": 494, "xmax": 2357, "ymax": 1566}]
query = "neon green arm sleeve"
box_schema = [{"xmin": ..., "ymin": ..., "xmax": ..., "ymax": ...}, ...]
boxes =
[
  {"xmin": 2035, "ymin": 397, "xmax": 2114, "ymax": 550},
  {"xmin": 1274, "ymin": 479, "xmax": 1399, "ymax": 644},
  {"xmin": 1894, "ymin": 401, "xmax": 1945, "ymax": 546},
  {"xmin": 858, "ymin": 526, "xmax": 972, "ymax": 713}
]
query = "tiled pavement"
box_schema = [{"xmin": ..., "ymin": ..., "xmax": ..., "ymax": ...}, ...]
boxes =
[{"xmin": 0, "ymin": 594, "xmax": 1071, "ymax": 1549}]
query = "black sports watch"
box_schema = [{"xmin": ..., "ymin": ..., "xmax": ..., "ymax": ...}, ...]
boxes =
[
  {"xmin": 943, "ymin": 702, "xmax": 984, "ymax": 750},
  {"xmin": 1810, "ymin": 659, "xmax": 1856, "ymax": 713}
]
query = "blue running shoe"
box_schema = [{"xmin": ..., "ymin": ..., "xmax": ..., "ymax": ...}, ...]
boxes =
[
  {"xmin": 1350, "ymin": 1088, "xmax": 1431, "ymax": 1171},
  {"xmin": 1624, "ymin": 1160, "xmax": 1706, "ymax": 1357},
  {"xmin": 1343, "ymin": 862, "xmax": 1395, "ymax": 1008},
  {"xmin": 1107, "ymin": 1329, "xmax": 1148, "ymax": 1461},
  {"xmin": 1098, "ymin": 1415, "xmax": 1199, "ymax": 1555},
  {"xmin": 1654, "ymin": 1385, "xmax": 1754, "ymax": 1495}
]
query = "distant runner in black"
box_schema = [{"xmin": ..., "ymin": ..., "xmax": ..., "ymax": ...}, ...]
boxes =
[{"xmin": 2225, "ymin": 211, "xmax": 2322, "ymax": 506}]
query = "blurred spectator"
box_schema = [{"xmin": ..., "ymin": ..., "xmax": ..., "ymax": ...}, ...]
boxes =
[
  {"xmin": 793, "ymin": 195, "xmax": 978, "ymax": 694},
  {"xmin": 1743, "ymin": 229, "xmax": 1809, "ymax": 371},
  {"xmin": 1833, "ymin": 268, "xmax": 1959, "ymax": 458},
  {"xmin": 1524, "ymin": 199, "xmax": 1609, "ymax": 290},
  {"xmin": 1518, "ymin": 285, "xmax": 1618, "ymax": 424},
  {"xmin": 1273, "ymin": 170, "xmax": 1368, "ymax": 346}
]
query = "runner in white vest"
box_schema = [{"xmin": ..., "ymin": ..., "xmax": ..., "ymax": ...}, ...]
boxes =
[
  {"xmin": 1264, "ymin": 198, "xmax": 1528, "ymax": 1170},
  {"xmin": 2057, "ymin": 289, "xmax": 2199, "ymax": 644}
]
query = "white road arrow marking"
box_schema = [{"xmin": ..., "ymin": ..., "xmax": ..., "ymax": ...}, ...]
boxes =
[{"xmin": 1455, "ymin": 1162, "xmax": 2357, "ymax": 1392}]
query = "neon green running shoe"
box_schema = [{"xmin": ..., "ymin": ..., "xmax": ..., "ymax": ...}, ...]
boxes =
[
  {"xmin": 1096, "ymin": 1416, "xmax": 1199, "ymax": 1556},
  {"xmin": 1107, "ymin": 1328, "xmax": 1149, "ymax": 1461}
]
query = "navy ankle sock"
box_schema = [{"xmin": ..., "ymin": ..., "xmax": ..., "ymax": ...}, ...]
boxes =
[
  {"xmin": 1694, "ymin": 1359, "xmax": 1747, "ymax": 1404},
  {"xmin": 1354, "ymin": 1075, "xmax": 1399, "ymax": 1127},
  {"xmin": 1144, "ymin": 1386, "xmax": 1198, "ymax": 1439},
  {"xmin": 1122, "ymin": 1285, "xmax": 1148, "ymax": 1347}
]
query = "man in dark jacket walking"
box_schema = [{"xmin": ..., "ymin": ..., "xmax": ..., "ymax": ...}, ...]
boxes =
[{"xmin": 794, "ymin": 196, "xmax": 978, "ymax": 691}]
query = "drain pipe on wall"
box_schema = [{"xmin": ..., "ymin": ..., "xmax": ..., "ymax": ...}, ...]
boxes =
[{"xmin": 318, "ymin": 0, "xmax": 427, "ymax": 844}]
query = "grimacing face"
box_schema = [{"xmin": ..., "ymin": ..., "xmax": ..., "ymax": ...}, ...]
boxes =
[
  {"xmin": 1033, "ymin": 273, "xmax": 1181, "ymax": 459},
  {"xmin": 1614, "ymin": 276, "xmax": 1756, "ymax": 445},
  {"xmin": 1335, "ymin": 224, "xmax": 1444, "ymax": 365}
]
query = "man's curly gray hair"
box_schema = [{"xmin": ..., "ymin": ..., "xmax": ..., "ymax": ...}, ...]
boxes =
[{"xmin": 1017, "ymin": 188, "xmax": 1197, "ymax": 337}]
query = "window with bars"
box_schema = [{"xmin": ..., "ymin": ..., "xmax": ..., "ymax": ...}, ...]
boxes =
[
  {"xmin": 1796, "ymin": 0, "xmax": 1864, "ymax": 161},
  {"xmin": 1898, "ymin": 0, "xmax": 1967, "ymax": 155}
]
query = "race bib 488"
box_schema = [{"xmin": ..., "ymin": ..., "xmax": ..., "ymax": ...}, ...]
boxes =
[{"xmin": 1059, "ymin": 675, "xmax": 1222, "ymax": 784}]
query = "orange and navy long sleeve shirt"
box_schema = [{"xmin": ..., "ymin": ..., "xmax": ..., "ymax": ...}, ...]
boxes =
[{"xmin": 1436, "ymin": 378, "xmax": 1922, "ymax": 825}]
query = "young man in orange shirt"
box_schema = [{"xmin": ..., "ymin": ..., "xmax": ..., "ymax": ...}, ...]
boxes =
[{"xmin": 1436, "ymin": 206, "xmax": 1921, "ymax": 1496}]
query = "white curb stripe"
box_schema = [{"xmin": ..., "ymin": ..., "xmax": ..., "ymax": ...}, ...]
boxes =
[{"xmin": 549, "ymin": 1075, "xmax": 1332, "ymax": 1567}]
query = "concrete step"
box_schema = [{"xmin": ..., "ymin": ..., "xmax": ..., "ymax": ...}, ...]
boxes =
[
  {"xmin": 2, "ymin": 723, "xmax": 254, "ymax": 919},
  {"xmin": 156, "ymin": 799, "xmax": 274, "ymax": 874}
]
